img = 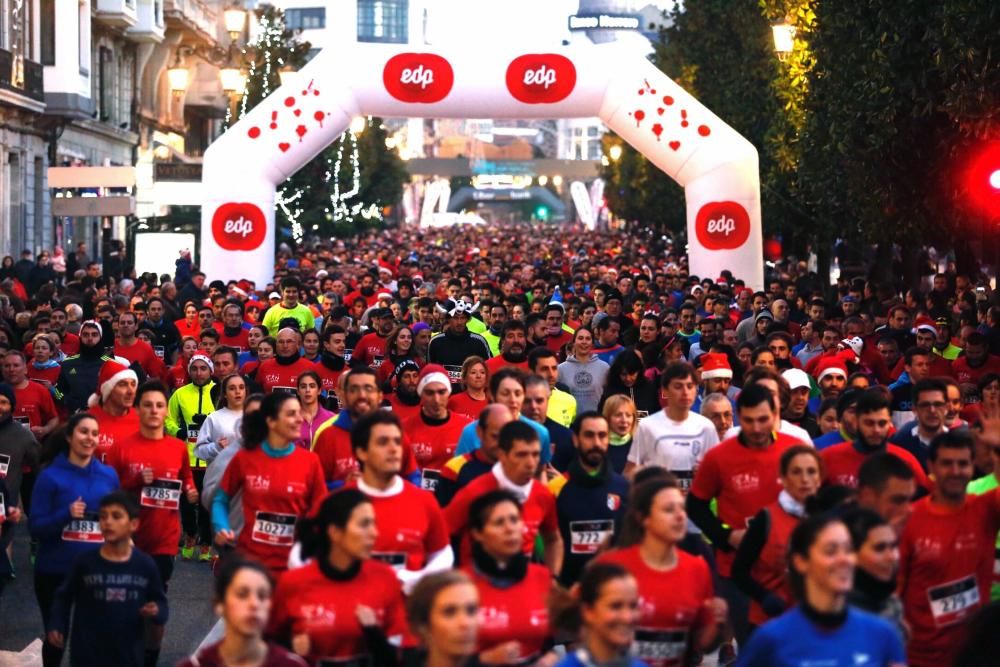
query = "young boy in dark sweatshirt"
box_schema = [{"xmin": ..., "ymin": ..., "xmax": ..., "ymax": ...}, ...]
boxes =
[{"xmin": 48, "ymin": 491, "xmax": 169, "ymax": 667}]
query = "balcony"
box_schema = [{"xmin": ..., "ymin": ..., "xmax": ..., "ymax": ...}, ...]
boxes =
[
  {"xmin": 164, "ymin": 0, "xmax": 219, "ymax": 44},
  {"xmin": 127, "ymin": 0, "xmax": 166, "ymax": 42},
  {"xmin": 0, "ymin": 49, "xmax": 45, "ymax": 106},
  {"xmin": 94, "ymin": 0, "xmax": 139, "ymax": 28}
]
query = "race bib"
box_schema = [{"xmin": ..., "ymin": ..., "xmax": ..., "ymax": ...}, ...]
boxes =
[
  {"xmin": 570, "ymin": 520, "xmax": 614, "ymax": 554},
  {"xmin": 371, "ymin": 356, "xmax": 384, "ymax": 369},
  {"xmin": 672, "ymin": 469, "xmax": 694, "ymax": 492},
  {"xmin": 443, "ymin": 365, "xmax": 463, "ymax": 383},
  {"xmin": 344, "ymin": 349, "xmax": 353, "ymax": 362},
  {"xmin": 420, "ymin": 469, "xmax": 441, "ymax": 492},
  {"xmin": 140, "ymin": 478, "xmax": 182, "ymax": 510},
  {"xmin": 62, "ymin": 513, "xmax": 103, "ymax": 543},
  {"xmin": 13, "ymin": 416, "xmax": 29, "ymax": 427},
  {"xmin": 372, "ymin": 552, "xmax": 407, "ymax": 567},
  {"xmin": 633, "ymin": 628, "xmax": 688, "ymax": 666},
  {"xmin": 186, "ymin": 427, "xmax": 200, "ymax": 444},
  {"xmin": 272, "ymin": 386, "xmax": 297, "ymax": 396},
  {"xmin": 251, "ymin": 511, "xmax": 296, "ymax": 547},
  {"xmin": 636, "ymin": 410, "xmax": 650, "ymax": 420},
  {"xmin": 154, "ymin": 346, "xmax": 165, "ymax": 359},
  {"xmin": 928, "ymin": 575, "xmax": 980, "ymax": 627},
  {"xmin": 0, "ymin": 453, "xmax": 9, "ymax": 478}
]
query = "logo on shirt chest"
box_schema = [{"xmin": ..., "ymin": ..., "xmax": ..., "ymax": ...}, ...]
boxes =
[
  {"xmin": 915, "ymin": 537, "xmax": 943, "ymax": 559},
  {"xmin": 478, "ymin": 606, "xmax": 510, "ymax": 630},
  {"xmin": 730, "ymin": 472, "xmax": 760, "ymax": 492},
  {"xmin": 300, "ymin": 604, "xmax": 336, "ymax": 627},
  {"xmin": 245, "ymin": 474, "xmax": 270, "ymax": 492}
]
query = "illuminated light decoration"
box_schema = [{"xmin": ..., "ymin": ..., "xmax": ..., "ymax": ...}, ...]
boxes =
[
  {"xmin": 201, "ymin": 43, "xmax": 763, "ymax": 288},
  {"xmin": 965, "ymin": 141, "xmax": 1000, "ymax": 215},
  {"xmin": 990, "ymin": 169, "xmax": 1000, "ymax": 191}
]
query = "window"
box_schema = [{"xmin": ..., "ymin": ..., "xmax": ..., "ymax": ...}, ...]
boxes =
[
  {"xmin": 96, "ymin": 46, "xmax": 113, "ymax": 121},
  {"xmin": 79, "ymin": 0, "xmax": 90, "ymax": 75},
  {"xmin": 587, "ymin": 126, "xmax": 599, "ymax": 137},
  {"xmin": 357, "ymin": 0, "xmax": 408, "ymax": 44},
  {"xmin": 588, "ymin": 141, "xmax": 602, "ymax": 160},
  {"xmin": 41, "ymin": 0, "xmax": 55, "ymax": 65},
  {"xmin": 118, "ymin": 51, "xmax": 134, "ymax": 129},
  {"xmin": 285, "ymin": 7, "xmax": 325, "ymax": 30}
]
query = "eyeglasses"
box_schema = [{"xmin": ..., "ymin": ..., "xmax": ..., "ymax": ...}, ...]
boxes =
[{"xmin": 915, "ymin": 401, "xmax": 946, "ymax": 410}]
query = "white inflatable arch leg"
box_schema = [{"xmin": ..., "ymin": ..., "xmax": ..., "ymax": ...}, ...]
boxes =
[{"xmin": 201, "ymin": 43, "xmax": 762, "ymax": 289}]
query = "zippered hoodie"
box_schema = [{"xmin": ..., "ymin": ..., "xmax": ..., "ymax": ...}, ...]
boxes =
[
  {"xmin": 557, "ymin": 354, "xmax": 610, "ymax": 413},
  {"xmin": 29, "ymin": 452, "xmax": 120, "ymax": 575}
]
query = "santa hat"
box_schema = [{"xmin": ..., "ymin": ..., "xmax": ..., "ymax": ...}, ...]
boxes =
[
  {"xmin": 912, "ymin": 315, "xmax": 936, "ymax": 335},
  {"xmin": 417, "ymin": 364, "xmax": 451, "ymax": 395},
  {"xmin": 839, "ymin": 336, "xmax": 864, "ymax": 359},
  {"xmin": 814, "ymin": 356, "xmax": 848, "ymax": 383},
  {"xmin": 188, "ymin": 351, "xmax": 214, "ymax": 374},
  {"xmin": 700, "ymin": 353, "xmax": 733, "ymax": 380},
  {"xmin": 88, "ymin": 359, "xmax": 138, "ymax": 408}
]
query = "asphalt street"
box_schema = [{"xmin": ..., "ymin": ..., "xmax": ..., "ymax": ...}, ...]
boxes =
[{"xmin": 0, "ymin": 523, "xmax": 216, "ymax": 666}]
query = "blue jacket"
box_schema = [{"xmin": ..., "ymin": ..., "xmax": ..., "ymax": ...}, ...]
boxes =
[{"xmin": 29, "ymin": 453, "xmax": 120, "ymax": 575}]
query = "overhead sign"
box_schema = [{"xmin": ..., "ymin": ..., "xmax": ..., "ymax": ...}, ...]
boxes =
[
  {"xmin": 51, "ymin": 196, "xmax": 135, "ymax": 217},
  {"xmin": 568, "ymin": 14, "xmax": 641, "ymax": 31},
  {"xmin": 48, "ymin": 166, "xmax": 136, "ymax": 188}
]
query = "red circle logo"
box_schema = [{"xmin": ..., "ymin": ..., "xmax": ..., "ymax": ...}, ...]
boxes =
[
  {"xmin": 212, "ymin": 202, "xmax": 266, "ymax": 251},
  {"xmin": 383, "ymin": 53, "xmax": 454, "ymax": 104},
  {"xmin": 695, "ymin": 201, "xmax": 751, "ymax": 250},
  {"xmin": 505, "ymin": 54, "xmax": 577, "ymax": 104}
]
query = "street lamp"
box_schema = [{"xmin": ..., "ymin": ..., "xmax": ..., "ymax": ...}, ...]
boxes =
[
  {"xmin": 771, "ymin": 20, "xmax": 796, "ymax": 61},
  {"xmin": 609, "ymin": 144, "xmax": 623, "ymax": 162},
  {"xmin": 350, "ymin": 116, "xmax": 368, "ymax": 135},
  {"xmin": 166, "ymin": 52, "xmax": 190, "ymax": 96},
  {"xmin": 224, "ymin": 3, "xmax": 248, "ymax": 40},
  {"xmin": 219, "ymin": 66, "xmax": 245, "ymax": 95}
]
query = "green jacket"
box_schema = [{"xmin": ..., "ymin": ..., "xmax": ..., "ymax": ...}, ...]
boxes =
[{"xmin": 166, "ymin": 381, "xmax": 216, "ymax": 467}]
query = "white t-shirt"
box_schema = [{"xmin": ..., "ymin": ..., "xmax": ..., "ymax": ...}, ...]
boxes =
[
  {"xmin": 628, "ymin": 410, "xmax": 720, "ymax": 491},
  {"xmin": 724, "ymin": 419, "xmax": 814, "ymax": 446}
]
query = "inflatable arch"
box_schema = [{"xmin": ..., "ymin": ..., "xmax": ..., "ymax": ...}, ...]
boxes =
[{"xmin": 200, "ymin": 43, "xmax": 763, "ymax": 288}]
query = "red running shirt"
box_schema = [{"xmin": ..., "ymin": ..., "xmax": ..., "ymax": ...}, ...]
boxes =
[
  {"xmin": 402, "ymin": 412, "xmax": 473, "ymax": 492},
  {"xmin": 13, "ymin": 380, "xmax": 57, "ymax": 429},
  {"xmin": 444, "ymin": 470, "xmax": 558, "ymax": 561},
  {"xmin": 221, "ymin": 446, "xmax": 328, "ymax": 573},
  {"xmin": 689, "ymin": 433, "xmax": 800, "ymax": 576},
  {"xmin": 448, "ymin": 392, "xmax": 488, "ymax": 421},
  {"xmin": 344, "ymin": 479, "xmax": 449, "ymax": 571},
  {"xmin": 267, "ymin": 559, "xmax": 407, "ymax": 663},
  {"xmin": 107, "ymin": 433, "xmax": 193, "ymax": 556},
  {"xmin": 598, "ymin": 546, "xmax": 714, "ymax": 667},
  {"xmin": 821, "ymin": 442, "xmax": 930, "ymax": 489},
  {"xmin": 256, "ymin": 357, "xmax": 316, "ymax": 395},
  {"xmin": 463, "ymin": 562, "xmax": 552, "ymax": 663},
  {"xmin": 899, "ymin": 490, "xmax": 1000, "ymax": 667},
  {"xmin": 87, "ymin": 404, "xmax": 139, "ymax": 464}
]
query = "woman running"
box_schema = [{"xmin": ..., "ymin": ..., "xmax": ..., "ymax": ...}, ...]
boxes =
[
  {"xmin": 598, "ymin": 475, "xmax": 726, "ymax": 667},
  {"xmin": 29, "ymin": 414, "xmax": 120, "ymax": 667},
  {"xmin": 844, "ymin": 508, "xmax": 906, "ymax": 641},
  {"xmin": 602, "ymin": 394, "xmax": 638, "ymax": 474},
  {"xmin": 406, "ymin": 570, "xmax": 484, "ymax": 667},
  {"xmin": 737, "ymin": 513, "xmax": 906, "ymax": 666},
  {"xmin": 295, "ymin": 370, "xmax": 333, "ymax": 449},
  {"xmin": 732, "ymin": 445, "xmax": 821, "ymax": 630},
  {"xmin": 213, "ymin": 393, "xmax": 327, "ymax": 574},
  {"xmin": 448, "ymin": 357, "xmax": 489, "ymax": 421},
  {"xmin": 195, "ymin": 374, "xmax": 248, "ymax": 465},
  {"xmin": 267, "ymin": 489, "xmax": 408, "ymax": 664}
]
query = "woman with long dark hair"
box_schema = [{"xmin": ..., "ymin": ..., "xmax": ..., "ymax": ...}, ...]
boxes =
[
  {"xmin": 843, "ymin": 508, "xmax": 906, "ymax": 641},
  {"xmin": 406, "ymin": 571, "xmax": 483, "ymax": 667},
  {"xmin": 295, "ymin": 370, "xmax": 333, "ymax": 449},
  {"xmin": 377, "ymin": 325, "xmax": 422, "ymax": 386},
  {"xmin": 599, "ymin": 350, "xmax": 660, "ymax": 417},
  {"xmin": 737, "ymin": 513, "xmax": 906, "ymax": 666},
  {"xmin": 267, "ymin": 490, "xmax": 407, "ymax": 665},
  {"xmin": 195, "ymin": 374, "xmax": 248, "ymax": 465},
  {"xmin": 462, "ymin": 490, "xmax": 556, "ymax": 666},
  {"xmin": 553, "ymin": 561, "xmax": 647, "ymax": 667},
  {"xmin": 178, "ymin": 558, "xmax": 307, "ymax": 666},
  {"xmin": 29, "ymin": 413, "xmax": 120, "ymax": 667},
  {"xmin": 212, "ymin": 392, "xmax": 327, "ymax": 574},
  {"xmin": 599, "ymin": 476, "xmax": 726, "ymax": 667}
]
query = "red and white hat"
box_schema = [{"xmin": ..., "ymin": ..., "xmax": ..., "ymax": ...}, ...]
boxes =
[
  {"xmin": 700, "ymin": 353, "xmax": 733, "ymax": 380},
  {"xmin": 88, "ymin": 359, "xmax": 138, "ymax": 408},
  {"xmin": 814, "ymin": 356, "xmax": 848, "ymax": 383},
  {"xmin": 188, "ymin": 351, "xmax": 214, "ymax": 373},
  {"xmin": 417, "ymin": 364, "xmax": 451, "ymax": 395},
  {"xmin": 912, "ymin": 315, "xmax": 936, "ymax": 335}
]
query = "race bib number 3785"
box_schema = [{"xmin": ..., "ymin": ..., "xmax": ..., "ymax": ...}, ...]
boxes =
[{"xmin": 140, "ymin": 478, "xmax": 182, "ymax": 510}]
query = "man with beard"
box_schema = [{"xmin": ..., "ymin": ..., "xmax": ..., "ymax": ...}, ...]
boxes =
[
  {"xmin": 311, "ymin": 365, "xmax": 417, "ymax": 487},
  {"xmin": 821, "ymin": 390, "xmax": 929, "ymax": 490},
  {"xmin": 352, "ymin": 307, "xmax": 395, "ymax": 369},
  {"xmin": 261, "ymin": 277, "xmax": 315, "ymax": 336},
  {"xmin": 485, "ymin": 320, "xmax": 530, "ymax": 374},
  {"xmin": 428, "ymin": 299, "xmax": 491, "ymax": 388},
  {"xmin": 480, "ymin": 303, "xmax": 507, "ymax": 357},
  {"xmin": 138, "ymin": 297, "xmax": 180, "ymax": 363},
  {"xmin": 548, "ymin": 411, "xmax": 629, "ymax": 586},
  {"xmin": 256, "ymin": 328, "xmax": 315, "ymax": 395},
  {"xmin": 114, "ymin": 311, "xmax": 166, "ymax": 383},
  {"xmin": 218, "ymin": 303, "xmax": 250, "ymax": 352},
  {"xmin": 57, "ymin": 321, "xmax": 120, "ymax": 413},
  {"xmin": 402, "ymin": 365, "xmax": 473, "ymax": 494},
  {"xmin": 899, "ymin": 431, "xmax": 1000, "ymax": 667},
  {"xmin": 386, "ymin": 359, "xmax": 422, "ymax": 422},
  {"xmin": 542, "ymin": 303, "xmax": 573, "ymax": 358},
  {"xmin": 87, "ymin": 359, "xmax": 140, "ymax": 463},
  {"xmin": 344, "ymin": 271, "xmax": 381, "ymax": 309},
  {"xmin": 47, "ymin": 308, "xmax": 80, "ymax": 357}
]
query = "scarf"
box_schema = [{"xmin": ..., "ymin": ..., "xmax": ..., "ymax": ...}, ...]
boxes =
[
  {"xmin": 491, "ymin": 462, "xmax": 533, "ymax": 503},
  {"xmin": 609, "ymin": 432, "xmax": 631, "ymax": 447},
  {"xmin": 275, "ymin": 350, "xmax": 302, "ymax": 366},
  {"xmin": 778, "ymin": 490, "xmax": 807, "ymax": 518},
  {"xmin": 471, "ymin": 541, "xmax": 528, "ymax": 589},
  {"xmin": 320, "ymin": 350, "xmax": 345, "ymax": 371},
  {"xmin": 31, "ymin": 359, "xmax": 60, "ymax": 370}
]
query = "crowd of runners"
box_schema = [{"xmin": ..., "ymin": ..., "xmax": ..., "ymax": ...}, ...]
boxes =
[{"xmin": 1, "ymin": 222, "xmax": 999, "ymax": 666}]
